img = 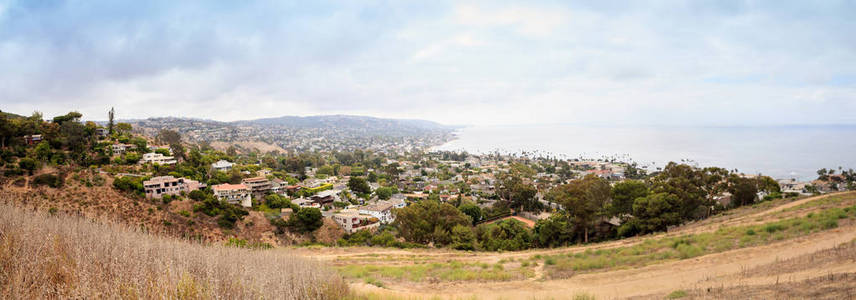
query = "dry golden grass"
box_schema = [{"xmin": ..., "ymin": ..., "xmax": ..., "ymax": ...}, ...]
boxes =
[{"xmin": 0, "ymin": 203, "xmax": 348, "ymax": 299}]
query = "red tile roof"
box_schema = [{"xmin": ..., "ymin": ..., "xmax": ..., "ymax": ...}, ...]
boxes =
[{"xmin": 212, "ymin": 183, "xmax": 249, "ymax": 191}]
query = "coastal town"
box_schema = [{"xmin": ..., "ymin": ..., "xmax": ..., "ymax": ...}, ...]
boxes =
[{"xmin": 8, "ymin": 112, "xmax": 852, "ymax": 243}]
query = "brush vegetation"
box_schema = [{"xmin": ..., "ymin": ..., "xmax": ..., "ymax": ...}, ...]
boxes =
[{"xmin": 0, "ymin": 204, "xmax": 347, "ymax": 299}]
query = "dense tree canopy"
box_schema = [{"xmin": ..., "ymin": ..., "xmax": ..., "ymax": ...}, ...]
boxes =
[
  {"xmin": 393, "ymin": 200, "xmax": 470, "ymax": 246},
  {"xmin": 547, "ymin": 174, "xmax": 610, "ymax": 242}
]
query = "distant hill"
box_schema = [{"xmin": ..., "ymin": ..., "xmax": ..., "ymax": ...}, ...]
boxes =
[
  {"xmin": 238, "ymin": 114, "xmax": 450, "ymax": 130},
  {"xmin": 0, "ymin": 110, "xmax": 26, "ymax": 119},
  {"xmin": 126, "ymin": 114, "xmax": 456, "ymax": 152}
]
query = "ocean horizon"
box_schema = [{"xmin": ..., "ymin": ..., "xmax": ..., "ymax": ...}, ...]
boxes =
[{"xmin": 434, "ymin": 124, "xmax": 856, "ymax": 181}]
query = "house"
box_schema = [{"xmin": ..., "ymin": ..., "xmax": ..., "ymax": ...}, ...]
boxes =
[
  {"xmin": 143, "ymin": 176, "xmax": 203, "ymax": 199},
  {"xmin": 23, "ymin": 134, "xmax": 42, "ymax": 145},
  {"xmin": 388, "ymin": 197, "xmax": 406, "ymax": 209},
  {"xmin": 332, "ymin": 210, "xmax": 380, "ymax": 233},
  {"xmin": 241, "ymin": 176, "xmax": 271, "ymax": 197},
  {"xmin": 778, "ymin": 179, "xmax": 812, "ymax": 195},
  {"xmin": 359, "ymin": 201, "xmax": 395, "ymax": 224},
  {"xmin": 293, "ymin": 197, "xmax": 320, "ymax": 208},
  {"xmin": 310, "ymin": 190, "xmax": 338, "ymax": 207},
  {"xmin": 95, "ymin": 128, "xmax": 108, "ymax": 138},
  {"xmin": 111, "ymin": 143, "xmax": 136, "ymax": 155},
  {"xmin": 212, "ymin": 183, "xmax": 252, "ymax": 207},
  {"xmin": 140, "ymin": 152, "xmax": 176, "ymax": 165},
  {"xmin": 211, "ymin": 160, "xmax": 233, "ymax": 172},
  {"xmin": 270, "ymin": 178, "xmax": 287, "ymax": 194}
]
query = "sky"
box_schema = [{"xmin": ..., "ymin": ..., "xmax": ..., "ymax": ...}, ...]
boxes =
[{"xmin": 0, "ymin": 0, "xmax": 854, "ymax": 126}]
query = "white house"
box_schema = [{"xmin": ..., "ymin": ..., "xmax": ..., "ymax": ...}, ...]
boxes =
[
  {"xmin": 212, "ymin": 183, "xmax": 252, "ymax": 207},
  {"xmin": 359, "ymin": 201, "xmax": 395, "ymax": 224},
  {"xmin": 143, "ymin": 176, "xmax": 204, "ymax": 199},
  {"xmin": 211, "ymin": 160, "xmax": 233, "ymax": 172},
  {"xmin": 141, "ymin": 152, "xmax": 176, "ymax": 165},
  {"xmin": 111, "ymin": 143, "xmax": 136, "ymax": 155}
]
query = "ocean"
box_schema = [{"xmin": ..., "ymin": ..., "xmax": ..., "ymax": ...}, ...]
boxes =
[{"xmin": 433, "ymin": 124, "xmax": 856, "ymax": 181}]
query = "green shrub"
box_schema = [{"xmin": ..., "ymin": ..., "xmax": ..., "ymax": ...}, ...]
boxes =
[
  {"xmin": 32, "ymin": 173, "xmax": 63, "ymax": 188},
  {"xmin": 821, "ymin": 218, "xmax": 838, "ymax": 229},
  {"xmin": 763, "ymin": 223, "xmax": 784, "ymax": 233},
  {"xmin": 666, "ymin": 290, "xmax": 688, "ymax": 299}
]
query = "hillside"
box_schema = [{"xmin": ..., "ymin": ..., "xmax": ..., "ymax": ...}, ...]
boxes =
[
  {"xmin": 298, "ymin": 192, "xmax": 856, "ymax": 299},
  {"xmin": 0, "ymin": 169, "xmax": 336, "ymax": 247},
  {"xmin": 0, "ymin": 202, "xmax": 347, "ymax": 299}
]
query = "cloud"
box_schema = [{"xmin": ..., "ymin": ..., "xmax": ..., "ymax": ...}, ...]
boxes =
[{"xmin": 0, "ymin": 0, "xmax": 854, "ymax": 126}]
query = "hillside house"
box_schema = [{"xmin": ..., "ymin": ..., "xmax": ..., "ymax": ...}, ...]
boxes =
[
  {"xmin": 23, "ymin": 134, "xmax": 42, "ymax": 145},
  {"xmin": 95, "ymin": 128, "xmax": 108, "ymax": 138},
  {"xmin": 143, "ymin": 176, "xmax": 203, "ymax": 199},
  {"xmin": 310, "ymin": 190, "xmax": 339, "ymax": 207},
  {"xmin": 111, "ymin": 143, "xmax": 136, "ymax": 155},
  {"xmin": 211, "ymin": 160, "xmax": 233, "ymax": 172},
  {"xmin": 359, "ymin": 201, "xmax": 395, "ymax": 224},
  {"xmin": 241, "ymin": 177, "xmax": 271, "ymax": 197},
  {"xmin": 293, "ymin": 197, "xmax": 320, "ymax": 208},
  {"xmin": 332, "ymin": 210, "xmax": 380, "ymax": 233},
  {"xmin": 212, "ymin": 183, "xmax": 252, "ymax": 207},
  {"xmin": 140, "ymin": 152, "xmax": 176, "ymax": 165}
]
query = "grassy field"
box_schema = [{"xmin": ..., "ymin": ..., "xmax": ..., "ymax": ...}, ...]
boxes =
[
  {"xmin": 540, "ymin": 203, "xmax": 856, "ymax": 279},
  {"xmin": 339, "ymin": 259, "xmax": 535, "ymax": 284},
  {"xmin": 0, "ymin": 203, "xmax": 348, "ymax": 299}
]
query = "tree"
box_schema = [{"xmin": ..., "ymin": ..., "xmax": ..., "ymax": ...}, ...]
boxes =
[
  {"xmin": 649, "ymin": 162, "xmax": 707, "ymax": 220},
  {"xmin": 0, "ymin": 110, "xmax": 16, "ymax": 148},
  {"xmin": 534, "ymin": 213, "xmax": 575, "ymax": 247},
  {"xmin": 115, "ymin": 122, "xmax": 132, "ymax": 135},
  {"xmin": 34, "ymin": 141, "xmax": 52, "ymax": 161},
  {"xmin": 547, "ymin": 174, "xmax": 611, "ymax": 243},
  {"xmin": 375, "ymin": 186, "xmax": 398, "ymax": 200},
  {"xmin": 450, "ymin": 225, "xmax": 477, "ymax": 250},
  {"xmin": 699, "ymin": 167, "xmax": 729, "ymax": 217},
  {"xmin": 756, "ymin": 176, "xmax": 781, "ymax": 194},
  {"xmin": 458, "ymin": 203, "xmax": 483, "ymax": 225},
  {"xmin": 475, "ymin": 219, "xmax": 533, "ymax": 251},
  {"xmin": 393, "ymin": 200, "xmax": 470, "ymax": 246},
  {"xmin": 51, "ymin": 111, "xmax": 82, "ymax": 124},
  {"xmin": 265, "ymin": 194, "xmax": 293, "ymax": 209},
  {"xmin": 496, "ymin": 174, "xmax": 539, "ymax": 212},
  {"xmin": 609, "ymin": 180, "xmax": 648, "ymax": 217},
  {"xmin": 157, "ymin": 129, "xmax": 182, "ymax": 146},
  {"xmin": 728, "ymin": 175, "xmax": 758, "ymax": 207},
  {"xmin": 625, "ymin": 192, "xmax": 682, "ymax": 234},
  {"xmin": 18, "ymin": 158, "xmax": 37, "ymax": 175},
  {"xmin": 348, "ymin": 176, "xmax": 371, "ymax": 195},
  {"xmin": 289, "ymin": 208, "xmax": 323, "ymax": 233},
  {"xmin": 108, "ymin": 107, "xmax": 115, "ymax": 135},
  {"xmin": 817, "ymin": 168, "xmax": 829, "ymax": 181}
]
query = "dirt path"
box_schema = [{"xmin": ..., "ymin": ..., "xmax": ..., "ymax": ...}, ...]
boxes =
[{"xmin": 347, "ymin": 224, "xmax": 856, "ymax": 299}]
